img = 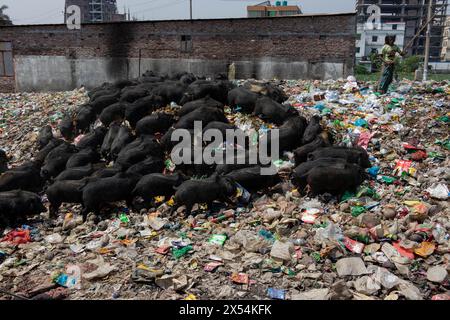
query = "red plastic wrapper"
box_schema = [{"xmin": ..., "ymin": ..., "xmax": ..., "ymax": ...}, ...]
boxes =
[
  {"xmin": 392, "ymin": 242, "xmax": 415, "ymax": 259},
  {"xmin": 0, "ymin": 229, "xmax": 31, "ymax": 245},
  {"xmin": 230, "ymin": 273, "xmax": 249, "ymax": 284},
  {"xmin": 357, "ymin": 131, "xmax": 374, "ymax": 150},
  {"xmin": 155, "ymin": 245, "xmax": 170, "ymax": 255},
  {"xmin": 204, "ymin": 261, "xmax": 223, "ymax": 272},
  {"xmin": 343, "ymin": 237, "xmax": 365, "ymax": 254},
  {"xmin": 411, "ymin": 150, "xmax": 427, "ymax": 161},
  {"xmin": 394, "ymin": 159, "xmax": 418, "ymax": 177},
  {"xmin": 402, "ymin": 143, "xmax": 425, "ymax": 151},
  {"xmin": 295, "ymin": 246, "xmax": 302, "ymax": 259},
  {"xmin": 432, "ymin": 294, "xmax": 450, "ymax": 301}
]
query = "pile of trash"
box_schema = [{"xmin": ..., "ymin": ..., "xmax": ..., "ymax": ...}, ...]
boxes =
[{"xmin": 0, "ymin": 77, "xmax": 449, "ymax": 300}]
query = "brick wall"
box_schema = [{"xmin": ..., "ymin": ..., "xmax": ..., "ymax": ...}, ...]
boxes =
[
  {"xmin": 0, "ymin": 14, "xmax": 356, "ymax": 92},
  {"xmin": 0, "ymin": 77, "xmax": 14, "ymax": 92}
]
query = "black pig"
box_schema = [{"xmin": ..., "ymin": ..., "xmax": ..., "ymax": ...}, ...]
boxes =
[
  {"xmin": 81, "ymin": 172, "xmax": 141, "ymax": 220},
  {"xmin": 66, "ymin": 148, "xmax": 100, "ymax": 169},
  {"xmin": 99, "ymin": 102, "xmax": 127, "ymax": 127},
  {"xmin": 174, "ymin": 107, "xmax": 228, "ymax": 130},
  {"xmin": 115, "ymin": 135, "xmax": 163, "ymax": 168},
  {"xmin": 308, "ymin": 146, "xmax": 371, "ymax": 168},
  {"xmin": 55, "ymin": 163, "xmax": 105, "ymax": 181},
  {"xmin": 41, "ymin": 143, "xmax": 78, "ymax": 179},
  {"xmin": 179, "ymin": 96, "xmax": 224, "ymax": 117},
  {"xmin": 173, "ymin": 174, "xmax": 236, "ymax": 215},
  {"xmin": 302, "ymin": 115, "xmax": 322, "ymax": 145},
  {"xmin": 110, "ymin": 126, "xmax": 134, "ymax": 159},
  {"xmin": 0, "ymin": 161, "xmax": 43, "ymax": 193},
  {"xmin": 76, "ymin": 126, "xmax": 107, "ymax": 150},
  {"xmin": 37, "ymin": 126, "xmax": 54, "ymax": 149},
  {"xmin": 133, "ymin": 173, "xmax": 186, "ymax": 204},
  {"xmin": 136, "ymin": 113, "xmax": 175, "ymax": 136},
  {"xmin": 125, "ymin": 156, "xmax": 165, "ymax": 176},
  {"xmin": 74, "ymin": 104, "xmax": 96, "ymax": 133},
  {"xmin": 0, "ymin": 149, "xmax": 8, "ymax": 174},
  {"xmin": 254, "ymin": 97, "xmax": 298, "ymax": 125},
  {"xmin": 100, "ymin": 123, "xmax": 120, "ymax": 158},
  {"xmin": 0, "ymin": 190, "xmax": 46, "ymax": 227},
  {"xmin": 306, "ymin": 163, "xmax": 367, "ymax": 197}
]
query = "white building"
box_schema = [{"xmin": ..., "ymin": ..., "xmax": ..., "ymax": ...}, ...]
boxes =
[
  {"xmin": 441, "ymin": 17, "xmax": 450, "ymax": 61},
  {"xmin": 356, "ymin": 22, "xmax": 406, "ymax": 62}
]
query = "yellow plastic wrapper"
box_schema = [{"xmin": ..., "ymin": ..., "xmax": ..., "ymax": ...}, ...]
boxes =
[
  {"xmin": 403, "ymin": 200, "xmax": 422, "ymax": 207},
  {"xmin": 167, "ymin": 197, "xmax": 175, "ymax": 207},
  {"xmin": 414, "ymin": 242, "xmax": 435, "ymax": 257}
]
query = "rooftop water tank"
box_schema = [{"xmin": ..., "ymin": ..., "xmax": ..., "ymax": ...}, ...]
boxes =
[
  {"xmin": 275, "ymin": 1, "xmax": 281, "ymax": 6},
  {"xmin": 282, "ymin": 1, "xmax": 288, "ymax": 6}
]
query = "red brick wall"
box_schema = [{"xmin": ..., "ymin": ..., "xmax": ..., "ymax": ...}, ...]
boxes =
[{"xmin": 0, "ymin": 14, "xmax": 356, "ymax": 92}]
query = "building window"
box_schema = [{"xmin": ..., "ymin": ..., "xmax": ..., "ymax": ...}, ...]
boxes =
[
  {"xmin": 356, "ymin": 47, "xmax": 361, "ymax": 53},
  {"xmin": 372, "ymin": 36, "xmax": 378, "ymax": 42},
  {"xmin": 0, "ymin": 42, "xmax": 14, "ymax": 77},
  {"xmin": 356, "ymin": 33, "xmax": 361, "ymax": 40},
  {"xmin": 180, "ymin": 35, "xmax": 192, "ymax": 53},
  {"xmin": 392, "ymin": 24, "xmax": 397, "ymax": 30}
]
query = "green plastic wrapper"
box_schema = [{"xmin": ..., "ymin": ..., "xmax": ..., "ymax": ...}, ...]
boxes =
[
  {"xmin": 351, "ymin": 206, "xmax": 366, "ymax": 217},
  {"xmin": 208, "ymin": 234, "xmax": 227, "ymax": 246},
  {"xmin": 172, "ymin": 245, "xmax": 193, "ymax": 259},
  {"xmin": 119, "ymin": 213, "xmax": 129, "ymax": 224},
  {"xmin": 381, "ymin": 176, "xmax": 395, "ymax": 184},
  {"xmin": 341, "ymin": 191, "xmax": 355, "ymax": 202},
  {"xmin": 311, "ymin": 252, "xmax": 321, "ymax": 262}
]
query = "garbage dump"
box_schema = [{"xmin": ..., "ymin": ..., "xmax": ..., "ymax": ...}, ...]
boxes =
[{"xmin": 0, "ymin": 72, "xmax": 449, "ymax": 300}]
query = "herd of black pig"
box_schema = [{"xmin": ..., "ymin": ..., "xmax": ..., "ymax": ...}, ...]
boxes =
[{"xmin": 0, "ymin": 71, "xmax": 371, "ymax": 229}]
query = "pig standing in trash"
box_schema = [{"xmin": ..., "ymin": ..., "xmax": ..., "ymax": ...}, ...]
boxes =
[
  {"xmin": 179, "ymin": 96, "xmax": 224, "ymax": 117},
  {"xmin": 293, "ymin": 132, "xmax": 332, "ymax": 165},
  {"xmin": 254, "ymin": 97, "xmax": 298, "ymax": 125},
  {"xmin": 46, "ymin": 178, "xmax": 94, "ymax": 217},
  {"xmin": 41, "ymin": 143, "xmax": 78, "ymax": 180},
  {"xmin": 292, "ymin": 158, "xmax": 347, "ymax": 192},
  {"xmin": 0, "ymin": 149, "xmax": 8, "ymax": 174},
  {"xmin": 0, "ymin": 190, "xmax": 47, "ymax": 227},
  {"xmin": 0, "ymin": 162, "xmax": 44, "ymax": 193},
  {"xmin": 100, "ymin": 123, "xmax": 120, "ymax": 159},
  {"xmin": 81, "ymin": 172, "xmax": 141, "ymax": 221},
  {"xmin": 55, "ymin": 163, "xmax": 105, "ymax": 181},
  {"xmin": 308, "ymin": 146, "xmax": 371, "ymax": 168},
  {"xmin": 306, "ymin": 163, "xmax": 367, "ymax": 198},
  {"xmin": 65, "ymin": 148, "xmax": 100, "ymax": 169},
  {"xmin": 37, "ymin": 125, "xmax": 54, "ymax": 150},
  {"xmin": 172, "ymin": 174, "xmax": 236, "ymax": 215},
  {"xmin": 133, "ymin": 173, "xmax": 186, "ymax": 206}
]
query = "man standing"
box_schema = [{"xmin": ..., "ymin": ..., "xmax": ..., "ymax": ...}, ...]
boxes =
[{"xmin": 378, "ymin": 35, "xmax": 406, "ymax": 94}]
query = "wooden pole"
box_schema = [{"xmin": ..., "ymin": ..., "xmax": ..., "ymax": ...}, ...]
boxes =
[{"xmin": 423, "ymin": 0, "xmax": 433, "ymax": 81}]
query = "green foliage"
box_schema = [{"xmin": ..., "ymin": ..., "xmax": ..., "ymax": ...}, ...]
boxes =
[
  {"xmin": 0, "ymin": 5, "xmax": 12, "ymax": 25},
  {"xmin": 398, "ymin": 55, "xmax": 423, "ymax": 73},
  {"xmin": 355, "ymin": 64, "xmax": 370, "ymax": 75},
  {"xmin": 369, "ymin": 52, "xmax": 382, "ymax": 72}
]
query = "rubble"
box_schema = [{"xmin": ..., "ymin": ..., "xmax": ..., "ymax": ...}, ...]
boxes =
[{"xmin": 0, "ymin": 78, "xmax": 449, "ymax": 300}]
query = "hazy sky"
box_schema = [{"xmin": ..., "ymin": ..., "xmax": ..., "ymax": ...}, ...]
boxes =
[{"xmin": 2, "ymin": 0, "xmax": 356, "ymax": 25}]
